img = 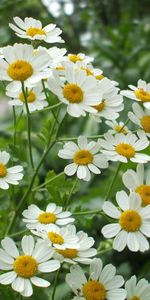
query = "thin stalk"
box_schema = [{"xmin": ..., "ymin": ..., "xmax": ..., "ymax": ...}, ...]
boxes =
[
  {"xmin": 58, "ymin": 134, "xmax": 103, "ymax": 142},
  {"xmin": 42, "ymin": 79, "xmax": 59, "ymax": 124},
  {"xmin": 32, "ymin": 171, "xmax": 64, "ymax": 192},
  {"xmin": 13, "ymin": 106, "xmax": 17, "ymax": 146},
  {"xmin": 51, "ymin": 266, "xmax": 62, "ymax": 300},
  {"xmin": 96, "ymin": 247, "xmax": 112, "ymax": 255},
  {"xmin": 8, "ymin": 229, "xmax": 28, "ymax": 238},
  {"xmin": 104, "ymin": 162, "xmax": 122, "ymax": 202},
  {"xmin": 31, "ymin": 102, "xmax": 62, "ymax": 114},
  {"xmin": 73, "ymin": 209, "xmax": 103, "ymax": 216},
  {"xmin": 64, "ymin": 178, "xmax": 78, "ymax": 210},
  {"xmin": 119, "ymin": 118, "xmax": 130, "ymax": 132}
]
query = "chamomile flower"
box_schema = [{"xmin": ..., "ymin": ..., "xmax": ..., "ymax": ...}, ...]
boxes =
[
  {"xmin": 75, "ymin": 61, "xmax": 104, "ymax": 80},
  {"xmin": 54, "ymin": 225, "xmax": 97, "ymax": 264},
  {"xmin": 98, "ymin": 132, "xmax": 150, "ymax": 163},
  {"xmin": 90, "ymin": 78, "xmax": 124, "ymax": 123},
  {"xmin": 6, "ymin": 84, "xmax": 48, "ymax": 113},
  {"xmin": 121, "ymin": 79, "xmax": 150, "ymax": 109},
  {"xmin": 0, "ymin": 151, "xmax": 23, "ymax": 190},
  {"xmin": 58, "ymin": 136, "xmax": 108, "ymax": 181},
  {"xmin": 128, "ymin": 103, "xmax": 150, "ymax": 137},
  {"xmin": 102, "ymin": 191, "xmax": 150, "ymax": 252},
  {"xmin": 9, "ymin": 17, "xmax": 64, "ymax": 43},
  {"xmin": 42, "ymin": 46, "xmax": 67, "ymax": 68},
  {"xmin": 0, "ymin": 235, "xmax": 60, "ymax": 297},
  {"xmin": 47, "ymin": 63, "xmax": 102, "ymax": 117},
  {"xmin": 66, "ymin": 53, "xmax": 94, "ymax": 64},
  {"xmin": 22, "ymin": 203, "xmax": 74, "ymax": 231},
  {"xmin": 66, "ymin": 258, "xmax": 126, "ymax": 300},
  {"xmin": 125, "ymin": 275, "xmax": 150, "ymax": 300},
  {"xmin": 123, "ymin": 164, "xmax": 150, "ymax": 207},
  {"xmin": 105, "ymin": 120, "xmax": 129, "ymax": 135},
  {"xmin": 0, "ymin": 43, "xmax": 50, "ymax": 91}
]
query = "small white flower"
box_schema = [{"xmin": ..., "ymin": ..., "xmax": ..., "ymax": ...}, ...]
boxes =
[
  {"xmin": 0, "ymin": 235, "xmax": 60, "ymax": 297},
  {"xmin": 102, "ymin": 191, "xmax": 150, "ymax": 252},
  {"xmin": 54, "ymin": 225, "xmax": 97, "ymax": 264},
  {"xmin": 6, "ymin": 84, "xmax": 48, "ymax": 113},
  {"xmin": 40, "ymin": 46, "xmax": 67, "ymax": 68},
  {"xmin": 22, "ymin": 203, "xmax": 74, "ymax": 231},
  {"xmin": 128, "ymin": 103, "xmax": 150, "ymax": 137},
  {"xmin": 66, "ymin": 53, "xmax": 94, "ymax": 64},
  {"xmin": 66, "ymin": 258, "xmax": 126, "ymax": 300},
  {"xmin": 0, "ymin": 151, "xmax": 23, "ymax": 190},
  {"xmin": 105, "ymin": 120, "xmax": 129, "ymax": 134},
  {"xmin": 123, "ymin": 164, "xmax": 150, "ymax": 207},
  {"xmin": 121, "ymin": 79, "xmax": 150, "ymax": 109},
  {"xmin": 125, "ymin": 275, "xmax": 150, "ymax": 300},
  {"xmin": 58, "ymin": 136, "xmax": 108, "ymax": 181},
  {"xmin": 9, "ymin": 17, "xmax": 64, "ymax": 43},
  {"xmin": 98, "ymin": 132, "xmax": 150, "ymax": 163}
]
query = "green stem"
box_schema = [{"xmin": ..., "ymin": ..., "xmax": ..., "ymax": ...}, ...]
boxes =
[
  {"xmin": 104, "ymin": 162, "xmax": 122, "ymax": 202},
  {"xmin": 42, "ymin": 80, "xmax": 59, "ymax": 124},
  {"xmin": 96, "ymin": 247, "xmax": 112, "ymax": 255},
  {"xmin": 58, "ymin": 134, "xmax": 103, "ymax": 142},
  {"xmin": 51, "ymin": 266, "xmax": 62, "ymax": 300},
  {"xmin": 13, "ymin": 106, "xmax": 17, "ymax": 146},
  {"xmin": 8, "ymin": 229, "xmax": 28, "ymax": 238},
  {"xmin": 119, "ymin": 118, "xmax": 130, "ymax": 132},
  {"xmin": 31, "ymin": 102, "xmax": 62, "ymax": 114},
  {"xmin": 64, "ymin": 178, "xmax": 78, "ymax": 210},
  {"xmin": 73, "ymin": 209, "xmax": 102, "ymax": 216},
  {"xmin": 32, "ymin": 171, "xmax": 64, "ymax": 192}
]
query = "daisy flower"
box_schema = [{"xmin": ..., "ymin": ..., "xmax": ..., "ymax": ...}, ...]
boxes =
[
  {"xmin": 128, "ymin": 103, "xmax": 150, "ymax": 137},
  {"xmin": 102, "ymin": 191, "xmax": 150, "ymax": 252},
  {"xmin": 121, "ymin": 79, "xmax": 150, "ymax": 109},
  {"xmin": 90, "ymin": 78, "xmax": 124, "ymax": 123},
  {"xmin": 123, "ymin": 164, "xmax": 150, "ymax": 207},
  {"xmin": 0, "ymin": 235, "xmax": 60, "ymax": 297},
  {"xmin": 47, "ymin": 63, "xmax": 102, "ymax": 117},
  {"xmin": 54, "ymin": 225, "xmax": 97, "ymax": 264},
  {"xmin": 9, "ymin": 17, "xmax": 64, "ymax": 43},
  {"xmin": 125, "ymin": 275, "xmax": 150, "ymax": 300},
  {"xmin": 6, "ymin": 84, "xmax": 48, "ymax": 113},
  {"xmin": 22, "ymin": 203, "xmax": 74, "ymax": 231},
  {"xmin": 58, "ymin": 136, "xmax": 108, "ymax": 181},
  {"xmin": 40, "ymin": 46, "xmax": 67, "ymax": 68},
  {"xmin": 66, "ymin": 53, "xmax": 94, "ymax": 64},
  {"xmin": 75, "ymin": 61, "xmax": 104, "ymax": 80},
  {"xmin": 0, "ymin": 151, "xmax": 23, "ymax": 190},
  {"xmin": 98, "ymin": 132, "xmax": 150, "ymax": 163},
  {"xmin": 105, "ymin": 120, "xmax": 129, "ymax": 135},
  {"xmin": 0, "ymin": 43, "xmax": 50, "ymax": 91},
  {"xmin": 66, "ymin": 258, "xmax": 126, "ymax": 300}
]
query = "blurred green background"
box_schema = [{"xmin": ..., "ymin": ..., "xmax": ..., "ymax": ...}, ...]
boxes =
[{"xmin": 0, "ymin": 1, "xmax": 150, "ymax": 299}]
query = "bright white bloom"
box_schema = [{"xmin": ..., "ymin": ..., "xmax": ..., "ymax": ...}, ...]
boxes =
[
  {"xmin": 40, "ymin": 46, "xmax": 67, "ymax": 68},
  {"xmin": 66, "ymin": 258, "xmax": 126, "ymax": 300},
  {"xmin": 123, "ymin": 164, "xmax": 150, "ymax": 207},
  {"xmin": 6, "ymin": 84, "xmax": 48, "ymax": 113},
  {"xmin": 75, "ymin": 61, "xmax": 104, "ymax": 79},
  {"xmin": 0, "ymin": 43, "xmax": 50, "ymax": 91},
  {"xmin": 0, "ymin": 151, "xmax": 23, "ymax": 190},
  {"xmin": 0, "ymin": 235, "xmax": 60, "ymax": 297},
  {"xmin": 128, "ymin": 103, "xmax": 150, "ymax": 137},
  {"xmin": 58, "ymin": 136, "xmax": 108, "ymax": 181},
  {"xmin": 125, "ymin": 275, "xmax": 150, "ymax": 300},
  {"xmin": 105, "ymin": 120, "xmax": 129, "ymax": 135},
  {"xmin": 66, "ymin": 53, "xmax": 94, "ymax": 64},
  {"xmin": 47, "ymin": 63, "xmax": 102, "ymax": 117},
  {"xmin": 90, "ymin": 78, "xmax": 124, "ymax": 123},
  {"xmin": 54, "ymin": 225, "xmax": 97, "ymax": 264},
  {"xmin": 98, "ymin": 132, "xmax": 150, "ymax": 163},
  {"xmin": 102, "ymin": 191, "xmax": 150, "ymax": 252},
  {"xmin": 9, "ymin": 17, "xmax": 64, "ymax": 43},
  {"xmin": 22, "ymin": 203, "xmax": 74, "ymax": 231},
  {"xmin": 121, "ymin": 79, "xmax": 150, "ymax": 109},
  {"xmin": 0, "ymin": 47, "xmax": 4, "ymax": 58}
]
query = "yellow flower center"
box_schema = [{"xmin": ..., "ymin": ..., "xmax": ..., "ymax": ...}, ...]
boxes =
[
  {"xmin": 56, "ymin": 248, "xmax": 78, "ymax": 258},
  {"xmin": 48, "ymin": 232, "xmax": 64, "ymax": 244},
  {"xmin": 131, "ymin": 297, "xmax": 140, "ymax": 300},
  {"xmin": 63, "ymin": 83, "xmax": 83, "ymax": 103},
  {"xmin": 55, "ymin": 66, "xmax": 65, "ymax": 70},
  {"xmin": 13, "ymin": 255, "xmax": 37, "ymax": 278},
  {"xmin": 94, "ymin": 101, "xmax": 105, "ymax": 112},
  {"xmin": 68, "ymin": 54, "xmax": 82, "ymax": 63},
  {"xmin": 0, "ymin": 163, "xmax": 7, "ymax": 178},
  {"xmin": 8, "ymin": 60, "xmax": 33, "ymax": 81},
  {"xmin": 38, "ymin": 212, "xmax": 57, "ymax": 224},
  {"xmin": 114, "ymin": 125, "xmax": 127, "ymax": 134},
  {"xmin": 81, "ymin": 67, "xmax": 93, "ymax": 76},
  {"xmin": 140, "ymin": 116, "xmax": 150, "ymax": 133},
  {"xmin": 136, "ymin": 185, "xmax": 150, "ymax": 206},
  {"xmin": 74, "ymin": 149, "xmax": 93, "ymax": 165},
  {"xmin": 119, "ymin": 210, "xmax": 142, "ymax": 232},
  {"xmin": 115, "ymin": 143, "xmax": 135, "ymax": 158},
  {"xmin": 95, "ymin": 74, "xmax": 104, "ymax": 80},
  {"xmin": 19, "ymin": 90, "xmax": 36, "ymax": 103},
  {"xmin": 135, "ymin": 89, "xmax": 150, "ymax": 102},
  {"xmin": 26, "ymin": 27, "xmax": 46, "ymax": 37},
  {"xmin": 83, "ymin": 280, "xmax": 106, "ymax": 300}
]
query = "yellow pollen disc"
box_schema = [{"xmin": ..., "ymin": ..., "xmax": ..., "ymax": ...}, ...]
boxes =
[
  {"xmin": 26, "ymin": 27, "xmax": 46, "ymax": 37},
  {"xmin": 55, "ymin": 66, "xmax": 65, "ymax": 70},
  {"xmin": 140, "ymin": 116, "xmax": 150, "ymax": 133},
  {"xmin": 136, "ymin": 185, "xmax": 150, "ymax": 206},
  {"xmin": 8, "ymin": 60, "xmax": 33, "ymax": 81},
  {"xmin": 119, "ymin": 210, "xmax": 142, "ymax": 232},
  {"xmin": 13, "ymin": 255, "xmax": 37, "ymax": 278},
  {"xmin": 74, "ymin": 149, "xmax": 93, "ymax": 165},
  {"xmin": 95, "ymin": 74, "xmax": 105, "ymax": 80},
  {"xmin": 38, "ymin": 212, "xmax": 57, "ymax": 224},
  {"xmin": 19, "ymin": 90, "xmax": 36, "ymax": 103},
  {"xmin": 115, "ymin": 143, "xmax": 135, "ymax": 158},
  {"xmin": 94, "ymin": 101, "xmax": 105, "ymax": 112},
  {"xmin": 81, "ymin": 67, "xmax": 93, "ymax": 76},
  {"xmin": 68, "ymin": 54, "xmax": 82, "ymax": 63},
  {"xmin": 83, "ymin": 280, "xmax": 106, "ymax": 300},
  {"xmin": 131, "ymin": 297, "xmax": 140, "ymax": 300},
  {"xmin": 0, "ymin": 163, "xmax": 7, "ymax": 178},
  {"xmin": 63, "ymin": 83, "xmax": 84, "ymax": 103},
  {"xmin": 135, "ymin": 89, "xmax": 150, "ymax": 102},
  {"xmin": 114, "ymin": 125, "xmax": 127, "ymax": 134},
  {"xmin": 48, "ymin": 232, "xmax": 64, "ymax": 244},
  {"xmin": 56, "ymin": 248, "xmax": 78, "ymax": 258}
]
